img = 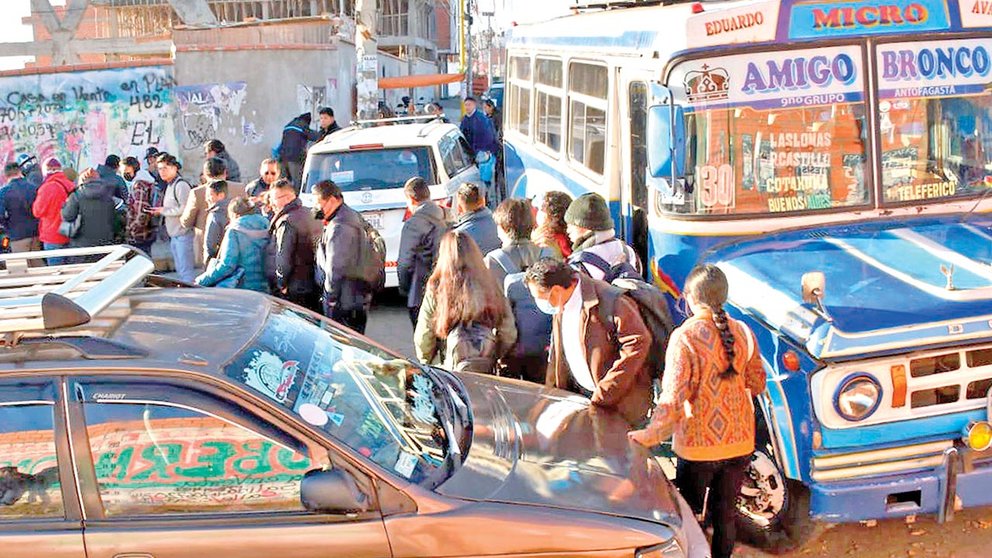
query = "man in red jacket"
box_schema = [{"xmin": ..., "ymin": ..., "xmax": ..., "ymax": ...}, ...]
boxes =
[{"xmin": 32, "ymin": 158, "xmax": 75, "ymax": 265}]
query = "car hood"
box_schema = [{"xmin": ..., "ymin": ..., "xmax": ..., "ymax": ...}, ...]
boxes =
[
  {"xmin": 438, "ymin": 373, "xmax": 683, "ymax": 528},
  {"xmin": 707, "ymin": 216, "xmax": 992, "ymax": 360}
]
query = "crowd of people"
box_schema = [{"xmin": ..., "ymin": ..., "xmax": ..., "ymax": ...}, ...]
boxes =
[{"xmin": 0, "ymin": 101, "xmax": 763, "ymax": 558}]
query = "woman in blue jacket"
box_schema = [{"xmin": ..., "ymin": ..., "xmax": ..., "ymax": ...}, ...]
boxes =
[{"xmin": 195, "ymin": 196, "xmax": 270, "ymax": 292}]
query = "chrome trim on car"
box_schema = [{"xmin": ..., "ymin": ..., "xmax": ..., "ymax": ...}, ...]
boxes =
[{"xmin": 811, "ymin": 440, "xmax": 954, "ymax": 482}]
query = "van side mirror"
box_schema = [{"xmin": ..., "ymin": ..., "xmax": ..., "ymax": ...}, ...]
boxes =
[
  {"xmin": 801, "ymin": 271, "xmax": 826, "ymax": 305},
  {"xmin": 646, "ymin": 104, "xmax": 686, "ymax": 179},
  {"xmin": 300, "ymin": 468, "xmax": 370, "ymax": 514}
]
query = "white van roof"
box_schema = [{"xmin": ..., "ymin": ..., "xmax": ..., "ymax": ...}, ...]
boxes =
[{"xmin": 309, "ymin": 119, "xmax": 461, "ymax": 155}]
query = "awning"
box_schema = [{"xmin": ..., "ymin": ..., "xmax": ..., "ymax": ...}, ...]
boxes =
[{"xmin": 377, "ymin": 73, "xmax": 464, "ymax": 89}]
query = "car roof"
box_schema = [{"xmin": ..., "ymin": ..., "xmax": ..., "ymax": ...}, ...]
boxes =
[
  {"xmin": 1, "ymin": 287, "xmax": 269, "ymax": 372},
  {"xmin": 309, "ymin": 120, "xmax": 460, "ymax": 155}
]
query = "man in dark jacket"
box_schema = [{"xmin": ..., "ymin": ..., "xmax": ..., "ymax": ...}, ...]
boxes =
[
  {"xmin": 203, "ymin": 180, "xmax": 231, "ymax": 263},
  {"xmin": 268, "ymin": 179, "xmax": 321, "ymax": 312},
  {"xmin": 62, "ymin": 169, "xmax": 118, "ymax": 256},
  {"xmin": 0, "ymin": 162, "xmax": 40, "ymax": 256},
  {"xmin": 452, "ymin": 182, "xmax": 500, "ymax": 254},
  {"xmin": 246, "ymin": 159, "xmax": 281, "ymax": 198},
  {"xmin": 397, "ymin": 177, "xmax": 446, "ymax": 326},
  {"xmin": 460, "ymin": 97, "xmax": 498, "ymax": 157},
  {"xmin": 314, "ymin": 107, "xmax": 342, "ymax": 143},
  {"xmin": 314, "ymin": 180, "xmax": 371, "ymax": 333},
  {"xmin": 16, "ymin": 153, "xmax": 43, "ymax": 188},
  {"xmin": 278, "ymin": 112, "xmax": 313, "ymax": 190},
  {"xmin": 97, "ymin": 154, "xmax": 129, "ymax": 202},
  {"xmin": 204, "ymin": 139, "xmax": 242, "ymax": 183}
]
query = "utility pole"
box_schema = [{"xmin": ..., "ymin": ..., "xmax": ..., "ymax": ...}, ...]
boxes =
[
  {"xmin": 466, "ymin": 0, "xmax": 473, "ymax": 99},
  {"xmin": 407, "ymin": 0, "xmax": 417, "ymax": 106},
  {"xmin": 356, "ymin": 0, "xmax": 379, "ymax": 121}
]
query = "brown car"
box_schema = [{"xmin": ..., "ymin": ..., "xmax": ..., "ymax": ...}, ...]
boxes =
[{"xmin": 0, "ymin": 246, "xmax": 709, "ymax": 558}]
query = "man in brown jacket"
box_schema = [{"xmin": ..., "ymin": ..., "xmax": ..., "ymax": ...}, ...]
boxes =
[
  {"xmin": 525, "ymin": 258, "xmax": 654, "ymax": 426},
  {"xmin": 180, "ymin": 156, "xmax": 245, "ymax": 267}
]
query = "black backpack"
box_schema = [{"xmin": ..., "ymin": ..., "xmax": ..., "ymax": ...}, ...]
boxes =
[
  {"xmin": 348, "ymin": 215, "xmax": 387, "ymax": 293},
  {"xmin": 572, "ymin": 251, "xmax": 674, "ymax": 380}
]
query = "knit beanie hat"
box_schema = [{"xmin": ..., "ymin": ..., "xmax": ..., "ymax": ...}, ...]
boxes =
[{"xmin": 564, "ymin": 192, "xmax": 613, "ymax": 231}]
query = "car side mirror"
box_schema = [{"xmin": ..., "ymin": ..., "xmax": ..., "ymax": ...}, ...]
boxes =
[
  {"xmin": 300, "ymin": 468, "xmax": 370, "ymax": 514},
  {"xmin": 646, "ymin": 87, "xmax": 686, "ymax": 180},
  {"xmin": 801, "ymin": 271, "xmax": 826, "ymax": 305}
]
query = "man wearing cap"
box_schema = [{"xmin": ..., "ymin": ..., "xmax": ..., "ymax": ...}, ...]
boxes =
[
  {"xmin": 16, "ymin": 153, "xmax": 43, "ymax": 188},
  {"xmin": 32, "ymin": 158, "xmax": 75, "ymax": 265},
  {"xmin": 0, "ymin": 161, "xmax": 40, "ymax": 260},
  {"xmin": 145, "ymin": 147, "xmax": 167, "ymax": 193},
  {"xmin": 565, "ymin": 192, "xmax": 642, "ymax": 281}
]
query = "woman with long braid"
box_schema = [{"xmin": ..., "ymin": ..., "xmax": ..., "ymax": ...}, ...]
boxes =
[{"xmin": 628, "ymin": 264, "xmax": 766, "ymax": 558}]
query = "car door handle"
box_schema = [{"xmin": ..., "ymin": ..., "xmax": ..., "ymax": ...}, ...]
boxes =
[{"xmin": 115, "ymin": 554, "xmax": 154, "ymax": 558}]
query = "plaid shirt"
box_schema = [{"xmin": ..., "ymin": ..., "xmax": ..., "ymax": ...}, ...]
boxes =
[{"xmin": 126, "ymin": 176, "xmax": 156, "ymax": 243}]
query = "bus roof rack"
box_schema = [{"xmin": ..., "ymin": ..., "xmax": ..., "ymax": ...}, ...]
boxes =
[{"xmin": 0, "ymin": 245, "xmax": 155, "ymax": 335}]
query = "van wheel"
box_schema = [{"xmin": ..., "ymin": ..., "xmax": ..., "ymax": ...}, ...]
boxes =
[{"xmin": 736, "ymin": 444, "xmax": 816, "ymax": 554}]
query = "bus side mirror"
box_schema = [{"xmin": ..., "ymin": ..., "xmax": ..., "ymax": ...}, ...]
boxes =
[{"xmin": 647, "ymin": 104, "xmax": 686, "ymax": 179}]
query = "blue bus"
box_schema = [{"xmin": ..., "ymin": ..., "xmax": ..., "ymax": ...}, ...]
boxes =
[{"xmin": 505, "ymin": 0, "xmax": 992, "ymax": 551}]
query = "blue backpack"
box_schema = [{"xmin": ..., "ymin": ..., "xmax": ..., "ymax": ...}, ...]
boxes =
[{"xmin": 490, "ymin": 247, "xmax": 555, "ymax": 359}]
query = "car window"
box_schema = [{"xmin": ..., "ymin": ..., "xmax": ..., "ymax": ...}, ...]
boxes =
[
  {"xmin": 439, "ymin": 135, "xmax": 459, "ymax": 178},
  {"xmin": 224, "ymin": 303, "xmax": 457, "ymax": 488},
  {"xmin": 305, "ymin": 147, "xmax": 436, "ymax": 193},
  {"xmin": 456, "ymin": 136, "xmax": 474, "ymax": 171},
  {"xmin": 82, "ymin": 400, "xmax": 313, "ymax": 516},
  {"xmin": 0, "ymin": 403, "xmax": 63, "ymax": 519}
]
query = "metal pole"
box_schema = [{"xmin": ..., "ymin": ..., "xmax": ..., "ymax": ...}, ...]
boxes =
[
  {"xmin": 356, "ymin": 0, "xmax": 379, "ymax": 121},
  {"xmin": 407, "ymin": 0, "xmax": 417, "ymax": 107},
  {"xmin": 466, "ymin": 0, "xmax": 473, "ymax": 100}
]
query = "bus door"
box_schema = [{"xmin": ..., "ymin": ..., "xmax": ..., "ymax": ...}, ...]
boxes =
[{"xmin": 618, "ymin": 70, "xmax": 654, "ymax": 265}]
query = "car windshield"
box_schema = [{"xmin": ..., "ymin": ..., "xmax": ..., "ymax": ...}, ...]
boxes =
[
  {"xmin": 305, "ymin": 146, "xmax": 435, "ymax": 193},
  {"xmin": 875, "ymin": 39, "xmax": 992, "ymax": 205},
  {"xmin": 225, "ymin": 302, "xmax": 466, "ymax": 487},
  {"xmin": 663, "ymin": 45, "xmax": 872, "ymax": 216}
]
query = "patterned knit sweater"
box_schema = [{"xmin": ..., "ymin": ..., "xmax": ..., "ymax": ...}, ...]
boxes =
[{"xmin": 640, "ymin": 310, "xmax": 767, "ymax": 461}]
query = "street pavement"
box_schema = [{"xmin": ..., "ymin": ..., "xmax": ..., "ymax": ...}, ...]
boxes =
[{"xmin": 362, "ymin": 292, "xmax": 992, "ymax": 558}]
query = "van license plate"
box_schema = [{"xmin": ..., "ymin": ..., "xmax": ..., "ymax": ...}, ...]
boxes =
[{"xmin": 365, "ymin": 212, "xmax": 383, "ymax": 230}]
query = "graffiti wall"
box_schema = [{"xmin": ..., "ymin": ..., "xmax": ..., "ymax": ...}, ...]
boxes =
[
  {"xmin": 174, "ymin": 81, "xmax": 261, "ymax": 151},
  {"xmin": 0, "ymin": 66, "xmax": 179, "ymax": 172}
]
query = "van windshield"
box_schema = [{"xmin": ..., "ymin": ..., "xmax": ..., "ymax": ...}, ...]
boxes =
[
  {"xmin": 662, "ymin": 45, "xmax": 872, "ymax": 216},
  {"xmin": 305, "ymin": 147, "xmax": 436, "ymax": 193}
]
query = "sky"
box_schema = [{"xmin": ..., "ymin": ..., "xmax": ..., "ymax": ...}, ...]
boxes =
[{"xmin": 0, "ymin": 0, "xmax": 37, "ymax": 71}]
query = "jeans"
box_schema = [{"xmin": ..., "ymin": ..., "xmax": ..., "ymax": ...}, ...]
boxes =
[
  {"xmin": 676, "ymin": 455, "xmax": 750, "ymax": 558},
  {"xmin": 43, "ymin": 242, "xmax": 68, "ymax": 266},
  {"xmin": 170, "ymin": 232, "xmax": 196, "ymax": 284}
]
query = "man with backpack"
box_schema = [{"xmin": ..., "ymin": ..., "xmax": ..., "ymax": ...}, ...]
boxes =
[
  {"xmin": 484, "ymin": 198, "xmax": 557, "ymax": 383},
  {"xmin": 397, "ymin": 177, "xmax": 446, "ymax": 327},
  {"xmin": 525, "ymin": 258, "xmax": 655, "ymax": 426},
  {"xmin": 313, "ymin": 179, "xmax": 384, "ymax": 334},
  {"xmin": 565, "ymin": 192, "xmax": 642, "ymax": 281}
]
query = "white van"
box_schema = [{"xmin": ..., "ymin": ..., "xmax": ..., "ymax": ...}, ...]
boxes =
[{"xmin": 301, "ymin": 118, "xmax": 482, "ymax": 288}]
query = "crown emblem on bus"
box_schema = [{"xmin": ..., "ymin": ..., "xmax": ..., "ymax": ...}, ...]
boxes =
[{"xmin": 684, "ymin": 64, "xmax": 730, "ymax": 103}]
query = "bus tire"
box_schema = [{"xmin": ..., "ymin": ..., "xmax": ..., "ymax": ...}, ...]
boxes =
[{"xmin": 736, "ymin": 442, "xmax": 817, "ymax": 554}]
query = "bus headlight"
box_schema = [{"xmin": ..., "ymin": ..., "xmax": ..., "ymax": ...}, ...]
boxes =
[
  {"xmin": 963, "ymin": 421, "xmax": 992, "ymax": 451},
  {"xmin": 834, "ymin": 374, "xmax": 882, "ymax": 422}
]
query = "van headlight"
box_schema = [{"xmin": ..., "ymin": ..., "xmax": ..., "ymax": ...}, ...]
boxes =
[
  {"xmin": 834, "ymin": 374, "xmax": 882, "ymax": 422},
  {"xmin": 635, "ymin": 540, "xmax": 683, "ymax": 558}
]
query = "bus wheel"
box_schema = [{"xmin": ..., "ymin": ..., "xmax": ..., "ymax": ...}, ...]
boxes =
[{"xmin": 736, "ymin": 444, "xmax": 815, "ymax": 554}]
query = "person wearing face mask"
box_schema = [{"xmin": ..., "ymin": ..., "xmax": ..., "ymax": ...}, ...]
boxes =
[
  {"xmin": 524, "ymin": 257, "xmax": 654, "ymax": 426},
  {"xmin": 120, "ymin": 156, "xmax": 158, "ymax": 255}
]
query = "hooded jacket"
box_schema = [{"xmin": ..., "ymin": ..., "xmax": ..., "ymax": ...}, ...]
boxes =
[
  {"xmin": 33, "ymin": 171, "xmax": 75, "ymax": 245},
  {"xmin": 0, "ymin": 176, "xmax": 39, "ymax": 241},
  {"xmin": 97, "ymin": 164, "xmax": 129, "ymax": 202},
  {"xmin": 61, "ymin": 175, "xmax": 117, "ymax": 248},
  {"xmin": 126, "ymin": 169, "xmax": 157, "ymax": 244},
  {"xmin": 195, "ymin": 213, "xmax": 270, "ymax": 292}
]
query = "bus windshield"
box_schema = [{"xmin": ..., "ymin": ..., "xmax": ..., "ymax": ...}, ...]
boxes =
[
  {"xmin": 876, "ymin": 39, "xmax": 992, "ymax": 205},
  {"xmin": 663, "ymin": 45, "xmax": 872, "ymax": 216}
]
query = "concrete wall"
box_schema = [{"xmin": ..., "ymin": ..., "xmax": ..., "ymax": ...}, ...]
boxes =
[{"xmin": 173, "ymin": 47, "xmax": 347, "ymax": 180}]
